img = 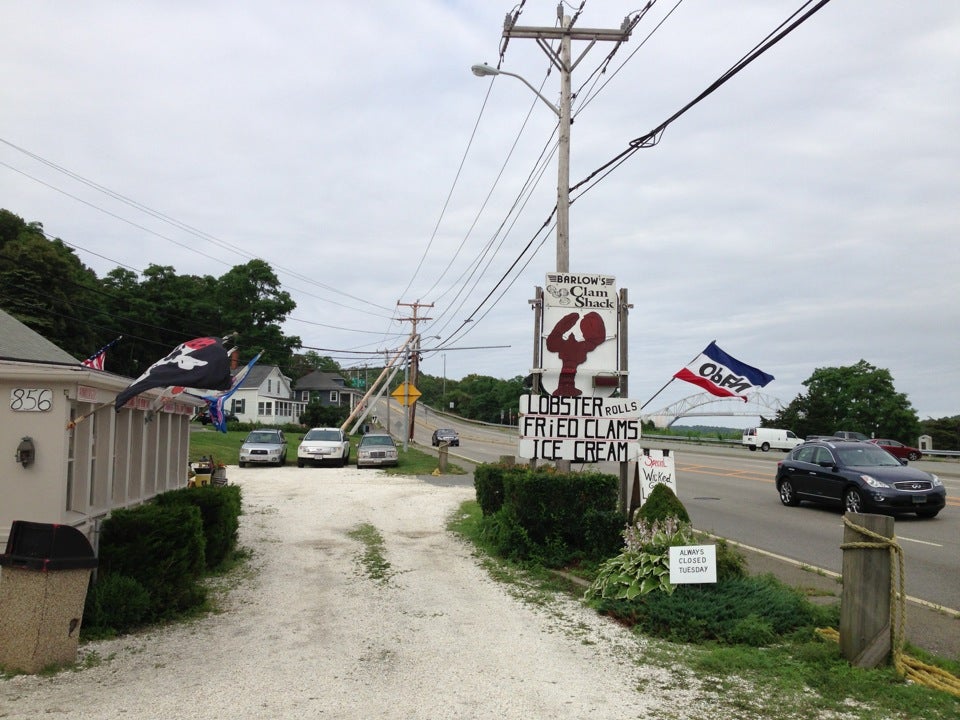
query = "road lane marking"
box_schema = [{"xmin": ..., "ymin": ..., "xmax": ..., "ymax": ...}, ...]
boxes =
[{"xmin": 897, "ymin": 536, "xmax": 943, "ymax": 547}]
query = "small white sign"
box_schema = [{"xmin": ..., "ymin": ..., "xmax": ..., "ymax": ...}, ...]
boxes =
[
  {"xmin": 669, "ymin": 545, "xmax": 717, "ymax": 584},
  {"xmin": 632, "ymin": 449, "xmax": 676, "ymax": 506}
]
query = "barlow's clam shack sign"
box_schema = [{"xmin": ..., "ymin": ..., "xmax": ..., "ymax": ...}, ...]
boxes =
[
  {"xmin": 541, "ymin": 273, "xmax": 619, "ymax": 397},
  {"xmin": 518, "ymin": 394, "xmax": 641, "ymax": 463}
]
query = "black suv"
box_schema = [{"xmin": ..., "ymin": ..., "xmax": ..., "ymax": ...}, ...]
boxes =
[
  {"xmin": 775, "ymin": 439, "xmax": 945, "ymax": 518},
  {"xmin": 431, "ymin": 428, "xmax": 460, "ymax": 447}
]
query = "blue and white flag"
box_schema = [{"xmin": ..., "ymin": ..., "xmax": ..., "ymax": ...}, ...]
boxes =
[
  {"xmin": 196, "ymin": 352, "xmax": 261, "ymax": 433},
  {"xmin": 673, "ymin": 342, "xmax": 774, "ymax": 402}
]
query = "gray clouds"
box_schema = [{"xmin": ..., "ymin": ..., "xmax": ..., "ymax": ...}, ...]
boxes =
[{"xmin": 2, "ymin": 1, "xmax": 957, "ymax": 423}]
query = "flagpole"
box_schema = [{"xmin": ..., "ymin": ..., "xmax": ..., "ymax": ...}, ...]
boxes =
[
  {"xmin": 639, "ymin": 377, "xmax": 676, "ymax": 412},
  {"xmin": 639, "ymin": 342, "xmax": 712, "ymax": 412},
  {"xmin": 81, "ymin": 335, "xmax": 123, "ymax": 369},
  {"xmin": 66, "ymin": 400, "xmax": 114, "ymax": 430}
]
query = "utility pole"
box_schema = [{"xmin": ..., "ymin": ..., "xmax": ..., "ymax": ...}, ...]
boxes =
[
  {"xmin": 502, "ymin": 8, "xmax": 636, "ymax": 273},
  {"xmin": 502, "ymin": 9, "xmax": 635, "ymax": 473},
  {"xmin": 397, "ymin": 300, "xmax": 433, "ymax": 442}
]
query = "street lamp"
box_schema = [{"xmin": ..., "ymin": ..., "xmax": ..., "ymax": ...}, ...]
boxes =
[
  {"xmin": 470, "ymin": 64, "xmax": 560, "ymax": 116},
  {"xmin": 471, "ymin": 60, "xmax": 571, "ymax": 274}
]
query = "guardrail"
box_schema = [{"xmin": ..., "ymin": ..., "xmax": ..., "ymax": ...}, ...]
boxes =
[{"xmin": 419, "ymin": 405, "xmax": 960, "ymax": 461}]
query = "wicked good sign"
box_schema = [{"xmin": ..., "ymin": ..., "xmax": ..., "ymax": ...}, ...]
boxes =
[
  {"xmin": 627, "ymin": 449, "xmax": 678, "ymax": 509},
  {"xmin": 639, "ymin": 449, "xmax": 676, "ymax": 502},
  {"xmin": 517, "ymin": 394, "xmax": 641, "ymax": 462}
]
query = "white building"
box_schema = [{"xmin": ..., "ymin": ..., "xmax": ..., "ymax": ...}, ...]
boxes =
[
  {"xmin": 0, "ymin": 309, "xmax": 199, "ymax": 546},
  {"xmin": 229, "ymin": 364, "xmax": 304, "ymax": 426}
]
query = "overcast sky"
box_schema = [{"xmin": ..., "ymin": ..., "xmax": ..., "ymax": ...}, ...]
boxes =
[{"xmin": 2, "ymin": 1, "xmax": 958, "ymax": 428}]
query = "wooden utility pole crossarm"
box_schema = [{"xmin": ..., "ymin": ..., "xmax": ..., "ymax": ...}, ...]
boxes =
[
  {"xmin": 501, "ymin": 10, "xmax": 636, "ymax": 275},
  {"xmin": 503, "ymin": 24, "xmax": 635, "ymax": 42}
]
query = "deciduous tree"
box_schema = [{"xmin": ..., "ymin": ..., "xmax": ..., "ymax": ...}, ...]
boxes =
[{"xmin": 773, "ymin": 360, "xmax": 920, "ymax": 441}]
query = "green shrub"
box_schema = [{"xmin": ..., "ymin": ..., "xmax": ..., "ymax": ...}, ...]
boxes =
[
  {"xmin": 480, "ymin": 508, "xmax": 535, "ymax": 562},
  {"xmin": 483, "ymin": 468, "xmax": 619, "ymax": 567},
  {"xmin": 625, "ymin": 574, "xmax": 834, "ymax": 645},
  {"xmin": 476, "ymin": 467, "xmax": 621, "ymax": 567},
  {"xmin": 634, "ymin": 483, "xmax": 690, "ymax": 525},
  {"xmin": 706, "ymin": 536, "xmax": 748, "ymax": 581},
  {"xmin": 155, "ymin": 484, "xmax": 242, "ymax": 569},
  {"xmin": 97, "ymin": 503, "xmax": 206, "ymax": 620},
  {"xmin": 83, "ymin": 573, "xmax": 151, "ymax": 634},
  {"xmin": 580, "ymin": 507, "xmax": 627, "ymax": 559},
  {"xmin": 725, "ymin": 613, "xmax": 777, "ymax": 647},
  {"xmin": 585, "ymin": 517, "xmax": 695, "ymax": 600},
  {"xmin": 299, "ymin": 399, "xmax": 349, "ymax": 428},
  {"xmin": 474, "ymin": 463, "xmax": 508, "ymax": 516}
]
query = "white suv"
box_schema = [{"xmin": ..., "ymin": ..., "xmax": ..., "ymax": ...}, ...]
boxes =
[{"xmin": 297, "ymin": 427, "xmax": 351, "ymax": 467}]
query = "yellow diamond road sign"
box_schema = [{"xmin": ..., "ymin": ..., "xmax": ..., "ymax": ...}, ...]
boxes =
[{"xmin": 391, "ymin": 383, "xmax": 421, "ymax": 406}]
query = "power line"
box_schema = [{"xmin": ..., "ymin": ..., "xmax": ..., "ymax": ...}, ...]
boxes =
[
  {"xmin": 569, "ymin": 0, "xmax": 835, "ymax": 200},
  {"xmin": 434, "ymin": 0, "xmax": 834, "ymax": 349},
  {"xmin": 0, "ymin": 139, "xmax": 395, "ymax": 314}
]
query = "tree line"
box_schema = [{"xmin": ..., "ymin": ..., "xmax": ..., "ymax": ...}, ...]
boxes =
[
  {"xmin": 0, "ymin": 208, "xmax": 527, "ymax": 426},
  {"xmin": 2, "ymin": 208, "xmax": 956, "ymax": 448},
  {"xmin": 0, "ymin": 208, "xmax": 299, "ymax": 377}
]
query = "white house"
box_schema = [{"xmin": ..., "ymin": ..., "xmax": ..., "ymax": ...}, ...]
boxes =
[{"xmin": 229, "ymin": 364, "xmax": 305, "ymax": 426}]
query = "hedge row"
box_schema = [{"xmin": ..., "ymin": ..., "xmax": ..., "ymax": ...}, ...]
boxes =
[
  {"xmin": 474, "ymin": 463, "xmax": 624, "ymax": 567},
  {"xmin": 83, "ymin": 484, "xmax": 242, "ymax": 636}
]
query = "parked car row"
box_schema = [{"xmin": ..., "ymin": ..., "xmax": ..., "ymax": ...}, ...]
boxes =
[
  {"xmin": 237, "ymin": 427, "xmax": 399, "ymax": 469},
  {"xmin": 239, "ymin": 429, "xmax": 288, "ymax": 467},
  {"xmin": 297, "ymin": 427, "xmax": 351, "ymax": 467},
  {"xmin": 774, "ymin": 438, "xmax": 945, "ymax": 519},
  {"xmin": 356, "ymin": 433, "xmax": 399, "ymax": 468}
]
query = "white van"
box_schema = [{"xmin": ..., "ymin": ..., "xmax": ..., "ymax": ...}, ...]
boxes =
[{"xmin": 742, "ymin": 427, "xmax": 803, "ymax": 452}]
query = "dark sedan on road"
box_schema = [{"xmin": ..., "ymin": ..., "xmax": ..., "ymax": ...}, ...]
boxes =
[
  {"xmin": 431, "ymin": 428, "xmax": 460, "ymax": 447},
  {"xmin": 775, "ymin": 439, "xmax": 945, "ymax": 518}
]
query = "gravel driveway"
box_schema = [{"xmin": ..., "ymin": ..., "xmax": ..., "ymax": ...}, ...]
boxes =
[{"xmin": 0, "ymin": 466, "xmax": 719, "ymax": 719}]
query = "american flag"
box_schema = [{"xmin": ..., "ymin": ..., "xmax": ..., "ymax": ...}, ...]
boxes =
[{"xmin": 81, "ymin": 336, "xmax": 122, "ymax": 371}]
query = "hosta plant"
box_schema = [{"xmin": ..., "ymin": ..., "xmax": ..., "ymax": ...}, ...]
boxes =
[{"xmin": 585, "ymin": 516, "xmax": 694, "ymax": 600}]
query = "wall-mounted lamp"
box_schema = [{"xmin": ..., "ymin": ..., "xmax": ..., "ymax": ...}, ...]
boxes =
[{"xmin": 16, "ymin": 437, "xmax": 35, "ymax": 468}]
